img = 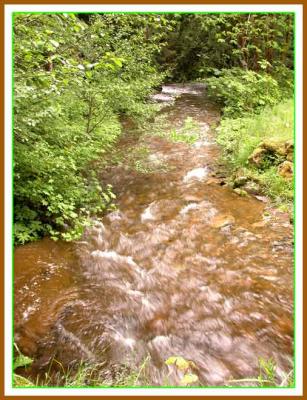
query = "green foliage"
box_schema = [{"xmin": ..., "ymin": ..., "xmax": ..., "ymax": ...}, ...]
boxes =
[
  {"xmin": 13, "ymin": 354, "xmax": 294, "ymax": 388},
  {"xmin": 207, "ymin": 68, "xmax": 289, "ymax": 117},
  {"xmin": 14, "ymin": 356, "xmax": 151, "ymax": 388},
  {"xmin": 14, "ymin": 355, "xmax": 33, "ymax": 370},
  {"xmin": 13, "ymin": 343, "xmax": 35, "ymax": 387},
  {"xmin": 14, "ymin": 13, "xmax": 166, "ymax": 244},
  {"xmin": 165, "ymin": 356, "xmax": 199, "ymax": 386},
  {"xmin": 257, "ymin": 357, "xmax": 276, "ymax": 387},
  {"xmin": 216, "ymin": 100, "xmax": 294, "ymax": 204},
  {"xmin": 254, "ymin": 167, "xmax": 294, "ymax": 202},
  {"xmin": 161, "ymin": 13, "xmax": 294, "ymax": 81},
  {"xmin": 13, "ymin": 374, "xmax": 35, "ymax": 387},
  {"xmin": 217, "ymin": 99, "xmax": 294, "ymax": 167}
]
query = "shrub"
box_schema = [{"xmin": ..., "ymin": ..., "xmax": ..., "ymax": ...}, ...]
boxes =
[
  {"xmin": 206, "ymin": 68, "xmax": 284, "ymax": 117},
  {"xmin": 13, "ymin": 13, "xmax": 165, "ymax": 244}
]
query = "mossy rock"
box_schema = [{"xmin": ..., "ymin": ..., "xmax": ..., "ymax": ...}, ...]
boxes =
[
  {"xmin": 233, "ymin": 188, "xmax": 248, "ymax": 197},
  {"xmin": 233, "ymin": 175, "xmax": 249, "ymax": 188},
  {"xmin": 278, "ymin": 160, "xmax": 293, "ymax": 179},
  {"xmin": 260, "ymin": 140, "xmax": 287, "ymax": 156},
  {"xmin": 248, "ymin": 147, "xmax": 267, "ymax": 167},
  {"xmin": 284, "ymin": 139, "xmax": 294, "ymax": 154},
  {"xmin": 242, "ymin": 181, "xmax": 262, "ymax": 195},
  {"xmin": 248, "ymin": 140, "xmax": 287, "ymax": 168}
]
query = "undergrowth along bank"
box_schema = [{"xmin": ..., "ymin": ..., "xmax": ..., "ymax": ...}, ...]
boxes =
[
  {"xmin": 206, "ymin": 68, "xmax": 294, "ymax": 211},
  {"xmin": 13, "ymin": 349, "xmax": 294, "ymax": 388}
]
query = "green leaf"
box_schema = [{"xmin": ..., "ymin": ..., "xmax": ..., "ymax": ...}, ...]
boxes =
[
  {"xmin": 102, "ymin": 193, "xmax": 110, "ymax": 202},
  {"xmin": 50, "ymin": 39, "xmax": 59, "ymax": 48},
  {"xmin": 14, "ymin": 355, "xmax": 33, "ymax": 370},
  {"xmin": 180, "ymin": 373, "xmax": 199, "ymax": 386},
  {"xmin": 113, "ymin": 58, "xmax": 123, "ymax": 68},
  {"xmin": 24, "ymin": 54, "xmax": 32, "ymax": 62},
  {"xmin": 165, "ymin": 356, "xmax": 190, "ymax": 371},
  {"xmin": 13, "ymin": 374, "xmax": 35, "ymax": 387}
]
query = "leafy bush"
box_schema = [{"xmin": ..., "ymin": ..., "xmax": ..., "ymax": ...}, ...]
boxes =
[
  {"xmin": 14, "ymin": 13, "xmax": 166, "ymax": 244},
  {"xmin": 206, "ymin": 68, "xmax": 284, "ymax": 117},
  {"xmin": 161, "ymin": 13, "xmax": 294, "ymax": 81}
]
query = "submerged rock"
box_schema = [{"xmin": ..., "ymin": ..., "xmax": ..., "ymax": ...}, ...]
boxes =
[
  {"xmin": 210, "ymin": 214, "xmax": 235, "ymax": 228},
  {"xmin": 252, "ymin": 220, "xmax": 267, "ymax": 228}
]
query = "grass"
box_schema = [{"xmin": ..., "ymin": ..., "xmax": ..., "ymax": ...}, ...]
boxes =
[
  {"xmin": 217, "ymin": 99, "xmax": 294, "ymax": 169},
  {"xmin": 226, "ymin": 358, "xmax": 294, "ymax": 388},
  {"xmin": 13, "ymin": 356, "xmax": 151, "ymax": 388},
  {"xmin": 13, "ymin": 352, "xmax": 294, "ymax": 389},
  {"xmin": 216, "ymin": 99, "xmax": 294, "ymax": 207}
]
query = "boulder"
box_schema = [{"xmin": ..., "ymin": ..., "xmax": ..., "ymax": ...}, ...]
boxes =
[
  {"xmin": 248, "ymin": 147, "xmax": 267, "ymax": 167},
  {"xmin": 287, "ymin": 152, "xmax": 293, "ymax": 162},
  {"xmin": 261, "ymin": 140, "xmax": 286, "ymax": 156},
  {"xmin": 248, "ymin": 140, "xmax": 286, "ymax": 168},
  {"xmin": 278, "ymin": 161, "xmax": 293, "ymax": 179},
  {"xmin": 284, "ymin": 139, "xmax": 294, "ymax": 161},
  {"xmin": 233, "ymin": 176, "xmax": 249, "ymax": 188},
  {"xmin": 242, "ymin": 181, "xmax": 262, "ymax": 195},
  {"xmin": 284, "ymin": 139, "xmax": 294, "ymax": 154}
]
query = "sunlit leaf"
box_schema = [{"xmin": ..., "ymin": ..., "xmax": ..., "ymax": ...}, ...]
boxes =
[
  {"xmin": 14, "ymin": 355, "xmax": 33, "ymax": 370},
  {"xmin": 180, "ymin": 373, "xmax": 199, "ymax": 386}
]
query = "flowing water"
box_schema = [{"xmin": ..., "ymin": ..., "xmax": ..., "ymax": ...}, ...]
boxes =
[{"xmin": 14, "ymin": 84, "xmax": 294, "ymax": 386}]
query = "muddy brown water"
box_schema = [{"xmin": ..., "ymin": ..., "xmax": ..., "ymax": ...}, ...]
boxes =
[{"xmin": 14, "ymin": 84, "xmax": 293, "ymax": 386}]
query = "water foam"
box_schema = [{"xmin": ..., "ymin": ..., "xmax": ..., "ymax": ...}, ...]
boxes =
[
  {"xmin": 183, "ymin": 167, "xmax": 208, "ymax": 183},
  {"xmin": 141, "ymin": 203, "xmax": 156, "ymax": 222},
  {"xmin": 179, "ymin": 203, "xmax": 199, "ymax": 215}
]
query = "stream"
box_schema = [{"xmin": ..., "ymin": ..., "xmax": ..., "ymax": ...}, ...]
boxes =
[{"xmin": 14, "ymin": 84, "xmax": 294, "ymax": 386}]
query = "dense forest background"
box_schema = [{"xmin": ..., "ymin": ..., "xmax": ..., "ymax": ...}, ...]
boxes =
[{"xmin": 14, "ymin": 13, "xmax": 294, "ymax": 244}]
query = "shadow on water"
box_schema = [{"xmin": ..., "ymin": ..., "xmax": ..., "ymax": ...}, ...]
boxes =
[{"xmin": 14, "ymin": 83, "xmax": 293, "ymax": 386}]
